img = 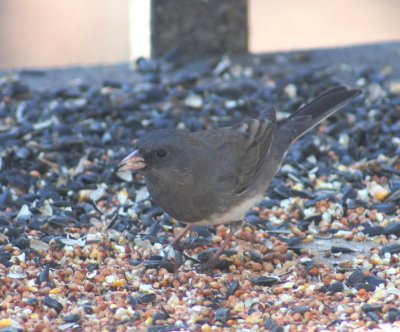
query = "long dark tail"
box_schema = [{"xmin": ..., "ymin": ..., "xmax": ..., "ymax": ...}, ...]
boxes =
[{"xmin": 276, "ymin": 86, "xmax": 361, "ymax": 146}]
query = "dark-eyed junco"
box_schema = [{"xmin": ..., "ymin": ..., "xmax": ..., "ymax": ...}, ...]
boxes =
[{"xmin": 118, "ymin": 86, "xmax": 361, "ymax": 270}]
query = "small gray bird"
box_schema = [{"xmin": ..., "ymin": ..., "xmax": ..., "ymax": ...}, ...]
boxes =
[{"xmin": 118, "ymin": 86, "xmax": 361, "ymax": 270}]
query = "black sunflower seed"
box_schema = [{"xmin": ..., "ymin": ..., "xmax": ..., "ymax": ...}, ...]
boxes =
[
  {"xmin": 346, "ymin": 270, "xmax": 367, "ymax": 287},
  {"xmin": 381, "ymin": 244, "xmax": 400, "ymax": 256},
  {"xmin": 43, "ymin": 296, "xmax": 63, "ymax": 313},
  {"xmin": 226, "ymin": 280, "xmax": 240, "ymax": 298},
  {"xmin": 215, "ymin": 308, "xmax": 230, "ymax": 323},
  {"xmin": 251, "ymin": 276, "xmax": 280, "ymax": 286},
  {"xmin": 327, "ymin": 282, "xmax": 344, "ymax": 293}
]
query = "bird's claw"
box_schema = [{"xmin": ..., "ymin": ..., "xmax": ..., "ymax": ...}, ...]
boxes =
[
  {"xmin": 171, "ymin": 242, "xmax": 183, "ymax": 251},
  {"xmin": 197, "ymin": 258, "xmax": 221, "ymax": 273}
]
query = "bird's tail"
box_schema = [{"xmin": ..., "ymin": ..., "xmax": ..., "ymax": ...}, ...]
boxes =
[{"xmin": 276, "ymin": 86, "xmax": 361, "ymax": 146}]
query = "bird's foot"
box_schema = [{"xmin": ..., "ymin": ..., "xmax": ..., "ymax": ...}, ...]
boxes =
[
  {"xmin": 196, "ymin": 225, "xmax": 237, "ymax": 273},
  {"xmin": 171, "ymin": 241, "xmax": 183, "ymax": 251},
  {"xmin": 197, "ymin": 258, "xmax": 220, "ymax": 273},
  {"xmin": 170, "ymin": 224, "xmax": 193, "ymax": 251}
]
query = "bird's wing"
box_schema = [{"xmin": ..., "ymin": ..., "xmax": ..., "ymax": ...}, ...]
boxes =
[
  {"xmin": 232, "ymin": 110, "xmax": 276, "ymax": 194},
  {"xmin": 190, "ymin": 109, "xmax": 276, "ymax": 195}
]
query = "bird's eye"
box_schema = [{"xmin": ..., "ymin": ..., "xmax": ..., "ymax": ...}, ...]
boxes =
[{"xmin": 155, "ymin": 148, "xmax": 169, "ymax": 159}]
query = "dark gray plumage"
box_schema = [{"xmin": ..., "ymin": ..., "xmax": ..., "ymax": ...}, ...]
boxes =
[{"xmin": 118, "ymin": 86, "xmax": 361, "ymax": 270}]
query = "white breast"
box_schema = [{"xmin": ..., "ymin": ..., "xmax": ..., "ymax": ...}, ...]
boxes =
[{"xmin": 189, "ymin": 194, "xmax": 263, "ymax": 226}]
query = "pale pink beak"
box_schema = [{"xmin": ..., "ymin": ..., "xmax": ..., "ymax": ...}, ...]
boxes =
[{"xmin": 118, "ymin": 150, "xmax": 146, "ymax": 171}]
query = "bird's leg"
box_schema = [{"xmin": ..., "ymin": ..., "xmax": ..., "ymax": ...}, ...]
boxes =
[
  {"xmin": 200, "ymin": 224, "xmax": 236, "ymax": 272},
  {"xmin": 171, "ymin": 224, "xmax": 193, "ymax": 249}
]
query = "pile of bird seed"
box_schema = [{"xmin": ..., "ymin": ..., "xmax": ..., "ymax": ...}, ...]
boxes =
[{"xmin": 1, "ymin": 44, "xmax": 400, "ymax": 331}]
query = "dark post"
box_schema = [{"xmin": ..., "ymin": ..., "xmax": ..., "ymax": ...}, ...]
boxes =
[{"xmin": 151, "ymin": 0, "xmax": 248, "ymax": 58}]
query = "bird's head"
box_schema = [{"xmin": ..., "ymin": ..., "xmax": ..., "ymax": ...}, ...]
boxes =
[{"xmin": 117, "ymin": 129, "xmax": 190, "ymax": 174}]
